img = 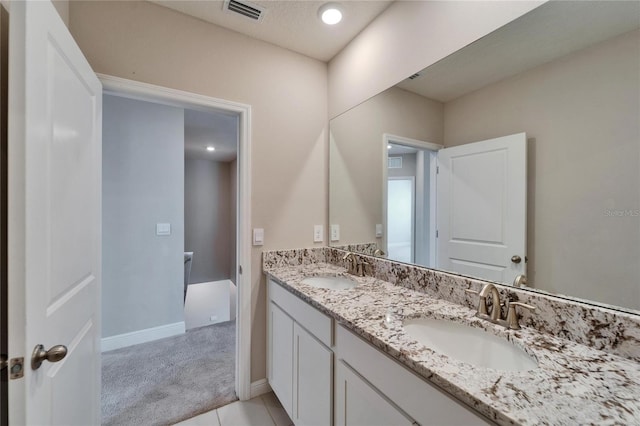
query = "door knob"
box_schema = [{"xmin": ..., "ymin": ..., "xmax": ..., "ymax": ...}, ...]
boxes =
[
  {"xmin": 511, "ymin": 255, "xmax": 522, "ymax": 264},
  {"xmin": 31, "ymin": 344, "xmax": 67, "ymax": 370}
]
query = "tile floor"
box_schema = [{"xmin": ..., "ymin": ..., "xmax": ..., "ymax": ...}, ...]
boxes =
[{"xmin": 175, "ymin": 392, "xmax": 293, "ymax": 426}]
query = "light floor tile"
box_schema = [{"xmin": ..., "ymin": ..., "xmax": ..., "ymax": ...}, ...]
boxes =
[
  {"xmin": 174, "ymin": 409, "xmax": 221, "ymax": 426},
  {"xmin": 217, "ymin": 398, "xmax": 275, "ymax": 426},
  {"xmin": 261, "ymin": 392, "xmax": 293, "ymax": 426}
]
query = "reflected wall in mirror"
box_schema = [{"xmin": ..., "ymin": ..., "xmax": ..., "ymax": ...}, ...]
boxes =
[{"xmin": 329, "ymin": 1, "xmax": 640, "ymax": 312}]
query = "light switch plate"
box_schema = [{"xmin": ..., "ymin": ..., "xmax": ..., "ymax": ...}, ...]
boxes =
[
  {"xmin": 330, "ymin": 224, "xmax": 340, "ymax": 242},
  {"xmin": 156, "ymin": 223, "xmax": 171, "ymax": 236},
  {"xmin": 375, "ymin": 224, "xmax": 383, "ymax": 237},
  {"xmin": 253, "ymin": 228, "xmax": 264, "ymax": 246},
  {"xmin": 313, "ymin": 225, "xmax": 323, "ymax": 243}
]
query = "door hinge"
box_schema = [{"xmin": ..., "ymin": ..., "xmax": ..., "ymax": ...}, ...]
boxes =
[
  {"xmin": 436, "ymin": 166, "xmax": 439, "ymax": 174},
  {"xmin": 238, "ymin": 265, "xmax": 243, "ymax": 275},
  {"xmin": 436, "ymin": 230, "xmax": 439, "ymax": 238}
]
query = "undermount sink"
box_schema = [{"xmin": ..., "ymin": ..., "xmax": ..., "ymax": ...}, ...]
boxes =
[
  {"xmin": 301, "ymin": 275, "xmax": 357, "ymax": 290},
  {"xmin": 403, "ymin": 317, "xmax": 538, "ymax": 372}
]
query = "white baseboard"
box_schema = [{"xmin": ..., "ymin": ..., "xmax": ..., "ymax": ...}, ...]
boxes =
[
  {"xmin": 250, "ymin": 378, "xmax": 272, "ymax": 398},
  {"xmin": 101, "ymin": 321, "xmax": 186, "ymax": 352}
]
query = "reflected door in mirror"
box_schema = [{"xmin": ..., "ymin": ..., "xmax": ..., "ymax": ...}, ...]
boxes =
[{"xmin": 437, "ymin": 133, "xmax": 527, "ymax": 284}]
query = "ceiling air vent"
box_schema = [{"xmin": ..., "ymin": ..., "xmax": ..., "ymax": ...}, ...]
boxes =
[
  {"xmin": 223, "ymin": 0, "xmax": 266, "ymax": 22},
  {"xmin": 388, "ymin": 157, "xmax": 403, "ymax": 169},
  {"xmin": 408, "ymin": 72, "xmax": 422, "ymax": 80}
]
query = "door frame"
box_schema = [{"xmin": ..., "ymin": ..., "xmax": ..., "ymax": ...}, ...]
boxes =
[
  {"xmin": 99, "ymin": 74, "xmax": 253, "ymax": 400},
  {"xmin": 382, "ymin": 134, "xmax": 442, "ymax": 264}
]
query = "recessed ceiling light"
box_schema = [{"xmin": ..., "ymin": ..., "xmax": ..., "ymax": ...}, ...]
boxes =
[
  {"xmin": 206, "ymin": 146, "xmax": 216, "ymax": 152},
  {"xmin": 387, "ymin": 145, "xmax": 392, "ymax": 149},
  {"xmin": 319, "ymin": 3, "xmax": 342, "ymax": 25}
]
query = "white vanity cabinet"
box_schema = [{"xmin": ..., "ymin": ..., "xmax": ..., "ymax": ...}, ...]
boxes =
[
  {"xmin": 267, "ymin": 277, "xmax": 493, "ymax": 426},
  {"xmin": 267, "ymin": 279, "xmax": 333, "ymax": 425},
  {"xmin": 335, "ymin": 324, "xmax": 493, "ymax": 426}
]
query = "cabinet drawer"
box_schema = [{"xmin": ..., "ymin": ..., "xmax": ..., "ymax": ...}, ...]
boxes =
[
  {"xmin": 336, "ymin": 324, "xmax": 493, "ymax": 426},
  {"xmin": 268, "ymin": 278, "xmax": 332, "ymax": 347}
]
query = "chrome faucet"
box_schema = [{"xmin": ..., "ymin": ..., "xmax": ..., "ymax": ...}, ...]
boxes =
[
  {"xmin": 355, "ymin": 258, "xmax": 370, "ymax": 277},
  {"xmin": 513, "ymin": 274, "xmax": 527, "ymax": 288},
  {"xmin": 466, "ymin": 283, "xmax": 536, "ymax": 330},
  {"xmin": 342, "ymin": 252, "xmax": 357, "ymax": 275},
  {"xmin": 373, "ymin": 249, "xmax": 386, "ymax": 257},
  {"xmin": 466, "ymin": 283, "xmax": 502, "ymax": 322},
  {"xmin": 342, "ymin": 252, "xmax": 369, "ymax": 277}
]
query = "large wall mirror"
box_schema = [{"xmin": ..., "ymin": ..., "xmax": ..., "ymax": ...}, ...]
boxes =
[{"xmin": 329, "ymin": 1, "xmax": 640, "ymax": 313}]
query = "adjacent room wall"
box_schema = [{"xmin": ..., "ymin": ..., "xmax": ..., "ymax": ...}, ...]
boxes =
[
  {"xmin": 330, "ymin": 87, "xmax": 442, "ymax": 245},
  {"xmin": 70, "ymin": 0, "xmax": 327, "ymax": 381},
  {"xmin": 444, "ymin": 29, "xmax": 640, "ymax": 309},
  {"xmin": 102, "ymin": 94, "xmax": 185, "ymax": 338},
  {"xmin": 328, "ymin": 0, "xmax": 545, "ymax": 118},
  {"xmin": 184, "ymin": 158, "xmax": 233, "ymax": 284},
  {"xmin": 52, "ymin": 0, "xmax": 69, "ymax": 27}
]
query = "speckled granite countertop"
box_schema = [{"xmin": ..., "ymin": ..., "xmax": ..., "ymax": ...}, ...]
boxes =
[{"xmin": 264, "ymin": 262, "xmax": 640, "ymax": 426}]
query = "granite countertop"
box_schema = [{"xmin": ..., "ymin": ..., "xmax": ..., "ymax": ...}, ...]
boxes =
[{"xmin": 264, "ymin": 262, "xmax": 640, "ymax": 426}]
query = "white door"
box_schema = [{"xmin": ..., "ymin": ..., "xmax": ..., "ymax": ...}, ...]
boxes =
[
  {"xmin": 387, "ymin": 177, "xmax": 415, "ymax": 263},
  {"xmin": 437, "ymin": 133, "xmax": 526, "ymax": 284},
  {"xmin": 8, "ymin": 1, "xmax": 102, "ymax": 424}
]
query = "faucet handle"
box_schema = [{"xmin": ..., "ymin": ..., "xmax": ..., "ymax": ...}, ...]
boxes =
[
  {"xmin": 373, "ymin": 249, "xmax": 386, "ymax": 257},
  {"xmin": 464, "ymin": 288, "xmax": 489, "ymax": 316},
  {"xmin": 506, "ymin": 302, "xmax": 536, "ymax": 330}
]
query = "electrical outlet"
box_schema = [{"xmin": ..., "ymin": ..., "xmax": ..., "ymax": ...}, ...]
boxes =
[
  {"xmin": 314, "ymin": 225, "xmax": 323, "ymax": 242},
  {"xmin": 330, "ymin": 224, "xmax": 340, "ymax": 242}
]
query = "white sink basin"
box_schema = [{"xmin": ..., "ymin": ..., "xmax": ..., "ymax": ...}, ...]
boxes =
[
  {"xmin": 301, "ymin": 275, "xmax": 357, "ymax": 290},
  {"xmin": 403, "ymin": 317, "xmax": 538, "ymax": 372}
]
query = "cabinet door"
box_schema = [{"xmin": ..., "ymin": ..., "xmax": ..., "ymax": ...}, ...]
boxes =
[
  {"xmin": 268, "ymin": 302, "xmax": 294, "ymax": 418},
  {"xmin": 293, "ymin": 323, "xmax": 332, "ymax": 426},
  {"xmin": 335, "ymin": 360, "xmax": 415, "ymax": 426}
]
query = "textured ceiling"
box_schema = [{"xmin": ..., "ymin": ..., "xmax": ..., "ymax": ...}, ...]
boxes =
[
  {"xmin": 185, "ymin": 109, "xmax": 238, "ymax": 162},
  {"xmin": 149, "ymin": 0, "xmax": 393, "ymax": 61}
]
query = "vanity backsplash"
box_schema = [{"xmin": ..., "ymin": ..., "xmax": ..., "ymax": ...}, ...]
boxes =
[{"xmin": 263, "ymin": 247, "xmax": 640, "ymax": 363}]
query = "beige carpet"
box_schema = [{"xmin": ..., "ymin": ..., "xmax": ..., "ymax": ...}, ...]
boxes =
[{"xmin": 102, "ymin": 321, "xmax": 237, "ymax": 425}]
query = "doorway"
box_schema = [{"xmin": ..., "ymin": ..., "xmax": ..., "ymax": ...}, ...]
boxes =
[
  {"xmin": 387, "ymin": 177, "xmax": 415, "ymax": 263},
  {"xmin": 183, "ymin": 108, "xmax": 238, "ymax": 331},
  {"xmin": 383, "ymin": 135, "xmax": 442, "ymax": 267},
  {"xmin": 99, "ymin": 76, "xmax": 252, "ymax": 424}
]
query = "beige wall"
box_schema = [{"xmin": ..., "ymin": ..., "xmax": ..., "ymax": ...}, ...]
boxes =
[
  {"xmin": 327, "ymin": 0, "xmax": 545, "ymax": 118},
  {"xmin": 52, "ymin": 0, "xmax": 68, "ymax": 27},
  {"xmin": 444, "ymin": 30, "xmax": 640, "ymax": 310},
  {"xmin": 330, "ymin": 87, "xmax": 442, "ymax": 245},
  {"xmin": 69, "ymin": 1, "xmax": 327, "ymax": 382}
]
